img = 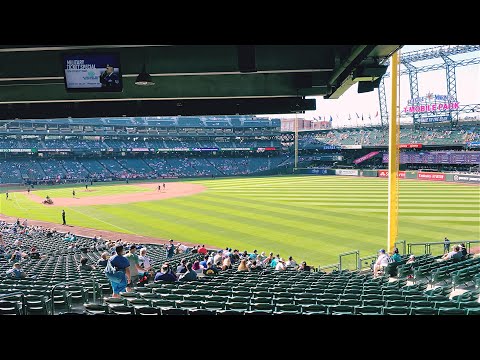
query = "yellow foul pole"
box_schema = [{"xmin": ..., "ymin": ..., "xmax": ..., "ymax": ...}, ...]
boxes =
[{"xmin": 388, "ymin": 50, "xmax": 401, "ymax": 253}]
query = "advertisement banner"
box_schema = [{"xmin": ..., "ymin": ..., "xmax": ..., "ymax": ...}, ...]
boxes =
[
  {"xmin": 417, "ymin": 172, "xmax": 446, "ymax": 181},
  {"xmin": 38, "ymin": 149, "xmax": 71, "ymax": 152},
  {"xmin": 417, "ymin": 115, "xmax": 451, "ymax": 123},
  {"xmin": 335, "ymin": 169, "xmax": 359, "ymax": 176},
  {"xmin": 0, "ymin": 149, "xmax": 34, "ymax": 153},
  {"xmin": 353, "ymin": 151, "xmax": 380, "ymax": 164},
  {"xmin": 300, "ymin": 168, "xmax": 329, "ymax": 175},
  {"xmin": 341, "ymin": 145, "xmax": 362, "ymax": 149},
  {"xmin": 191, "ymin": 148, "xmax": 219, "ymax": 152},
  {"xmin": 452, "ymin": 174, "xmax": 480, "ymax": 184},
  {"xmin": 377, "ymin": 170, "xmax": 406, "ymax": 178},
  {"xmin": 399, "ymin": 144, "xmax": 422, "ymax": 149},
  {"xmin": 467, "ymin": 141, "xmax": 480, "ymax": 148},
  {"xmin": 383, "ymin": 151, "xmax": 480, "ymax": 164}
]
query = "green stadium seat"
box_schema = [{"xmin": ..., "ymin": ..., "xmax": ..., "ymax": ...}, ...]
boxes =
[
  {"xmin": 383, "ymin": 306, "xmax": 409, "ymax": 315},
  {"xmin": 437, "ymin": 308, "xmax": 466, "ymax": 315},
  {"xmin": 134, "ymin": 306, "xmax": 160, "ymax": 315},
  {"xmin": 409, "ymin": 307, "xmax": 437, "ymax": 315}
]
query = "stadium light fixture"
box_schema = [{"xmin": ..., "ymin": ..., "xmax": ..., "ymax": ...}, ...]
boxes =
[{"xmin": 135, "ymin": 64, "xmax": 155, "ymax": 86}]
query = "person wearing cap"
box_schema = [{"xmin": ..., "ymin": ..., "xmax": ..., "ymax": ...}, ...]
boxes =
[
  {"xmin": 373, "ymin": 249, "xmax": 390, "ymax": 277},
  {"xmin": 99, "ymin": 64, "xmax": 120, "ymax": 88},
  {"xmin": 249, "ymin": 249, "xmax": 258, "ymax": 260},
  {"xmin": 298, "ymin": 261, "xmax": 311, "ymax": 272},
  {"xmin": 406, "ymin": 254, "xmax": 415, "ymax": 264},
  {"xmin": 125, "ymin": 244, "xmax": 145, "ymax": 288}
]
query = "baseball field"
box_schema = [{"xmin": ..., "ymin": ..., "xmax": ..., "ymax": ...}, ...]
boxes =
[{"xmin": 0, "ymin": 175, "xmax": 478, "ymax": 266}]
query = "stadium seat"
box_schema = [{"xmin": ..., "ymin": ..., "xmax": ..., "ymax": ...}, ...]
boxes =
[
  {"xmin": 383, "ymin": 306, "xmax": 409, "ymax": 315},
  {"xmin": 134, "ymin": 306, "xmax": 160, "ymax": 315},
  {"xmin": 110, "ymin": 305, "xmax": 135, "ymax": 315},
  {"xmin": 84, "ymin": 303, "xmax": 109, "ymax": 315},
  {"xmin": 409, "ymin": 307, "xmax": 437, "ymax": 315},
  {"xmin": 437, "ymin": 308, "xmax": 466, "ymax": 315}
]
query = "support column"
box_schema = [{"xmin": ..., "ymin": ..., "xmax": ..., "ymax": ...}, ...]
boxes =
[
  {"xmin": 294, "ymin": 114, "xmax": 298, "ymax": 170},
  {"xmin": 388, "ymin": 50, "xmax": 400, "ymax": 253}
]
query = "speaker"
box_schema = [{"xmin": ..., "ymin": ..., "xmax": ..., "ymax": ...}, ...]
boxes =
[
  {"xmin": 358, "ymin": 81, "xmax": 375, "ymax": 93},
  {"xmin": 238, "ymin": 45, "xmax": 256, "ymax": 73}
]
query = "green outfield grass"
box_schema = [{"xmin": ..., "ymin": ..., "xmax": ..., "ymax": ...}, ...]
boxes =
[{"xmin": 1, "ymin": 176, "xmax": 478, "ymax": 266}]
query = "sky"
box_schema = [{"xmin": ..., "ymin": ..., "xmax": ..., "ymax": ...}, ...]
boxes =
[{"xmin": 268, "ymin": 45, "xmax": 480, "ymax": 127}]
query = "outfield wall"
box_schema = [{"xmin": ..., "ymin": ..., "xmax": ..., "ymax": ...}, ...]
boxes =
[{"xmin": 294, "ymin": 167, "xmax": 480, "ymax": 184}]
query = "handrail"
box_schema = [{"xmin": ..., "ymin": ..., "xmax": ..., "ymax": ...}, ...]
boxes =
[
  {"xmin": 0, "ymin": 291, "xmax": 26, "ymax": 315},
  {"xmin": 358, "ymin": 255, "xmax": 377, "ymax": 271},
  {"xmin": 50, "ymin": 277, "xmax": 96, "ymax": 315},
  {"xmin": 339, "ymin": 250, "xmax": 359, "ymax": 271},
  {"xmin": 317, "ymin": 263, "xmax": 339, "ymax": 272}
]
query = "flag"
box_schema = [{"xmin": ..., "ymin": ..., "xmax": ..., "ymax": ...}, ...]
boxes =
[
  {"xmin": 329, "ymin": 115, "xmax": 333, "ymax": 122},
  {"xmin": 375, "ymin": 111, "xmax": 379, "ymax": 118},
  {"xmin": 356, "ymin": 112, "xmax": 360, "ymax": 119},
  {"xmin": 361, "ymin": 114, "xmax": 364, "ymax": 121},
  {"xmin": 348, "ymin": 114, "xmax": 351, "ymax": 121}
]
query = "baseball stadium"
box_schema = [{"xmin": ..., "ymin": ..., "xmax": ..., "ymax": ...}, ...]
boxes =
[{"xmin": 0, "ymin": 45, "xmax": 479, "ymax": 316}]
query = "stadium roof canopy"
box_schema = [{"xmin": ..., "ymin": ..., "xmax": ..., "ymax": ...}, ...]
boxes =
[{"xmin": 0, "ymin": 45, "xmax": 401, "ymax": 119}]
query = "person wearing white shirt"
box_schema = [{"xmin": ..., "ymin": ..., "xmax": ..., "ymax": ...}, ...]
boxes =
[
  {"xmin": 373, "ymin": 249, "xmax": 390, "ymax": 277},
  {"xmin": 275, "ymin": 259, "xmax": 287, "ymax": 271},
  {"xmin": 286, "ymin": 256, "xmax": 297, "ymax": 268}
]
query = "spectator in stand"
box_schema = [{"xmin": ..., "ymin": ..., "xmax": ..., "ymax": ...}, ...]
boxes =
[
  {"xmin": 198, "ymin": 245, "xmax": 208, "ymax": 255},
  {"xmin": 178, "ymin": 262, "xmax": 197, "ymax": 281},
  {"xmin": 231, "ymin": 249, "xmax": 240, "ymax": 262},
  {"xmin": 6, "ymin": 262, "xmax": 27, "ymax": 279},
  {"xmin": 138, "ymin": 247, "xmax": 152, "ymax": 277},
  {"xmin": 459, "ymin": 243, "xmax": 468, "ymax": 259},
  {"xmin": 154, "ymin": 263, "xmax": 177, "ymax": 282},
  {"xmin": 214, "ymin": 250, "xmax": 223, "ymax": 265},
  {"xmin": 191, "ymin": 260, "xmax": 203, "ymax": 274},
  {"xmin": 249, "ymin": 250, "xmax": 258, "ymax": 260},
  {"xmin": 298, "ymin": 261, "xmax": 311, "ymax": 272},
  {"xmin": 106, "ymin": 245, "xmax": 130, "ymax": 298},
  {"xmin": 165, "ymin": 239, "xmax": 175, "ymax": 259},
  {"xmin": 390, "ymin": 248, "xmax": 402, "ymax": 262},
  {"xmin": 443, "ymin": 237, "xmax": 451, "ymax": 253},
  {"xmin": 125, "ymin": 244, "xmax": 145, "ymax": 288},
  {"xmin": 29, "ymin": 247, "xmax": 41, "ymax": 260},
  {"xmin": 263, "ymin": 252, "xmax": 274, "ymax": 267},
  {"xmin": 442, "ymin": 245, "xmax": 463, "ymax": 262},
  {"xmin": 237, "ymin": 259, "xmax": 249, "ymax": 272},
  {"xmin": 270, "ymin": 254, "xmax": 280, "ymax": 269},
  {"xmin": 222, "ymin": 255, "xmax": 232, "ymax": 270},
  {"xmin": 176, "ymin": 258, "xmax": 187, "ymax": 274},
  {"xmin": 275, "ymin": 258, "xmax": 286, "ymax": 271},
  {"xmin": 373, "ymin": 249, "xmax": 390, "ymax": 277},
  {"xmin": 203, "ymin": 261, "xmax": 218, "ymax": 276},
  {"xmin": 97, "ymin": 252, "xmax": 110, "ymax": 267},
  {"xmin": 78, "ymin": 257, "xmax": 96, "ymax": 271},
  {"xmin": 286, "ymin": 256, "xmax": 297, "ymax": 268},
  {"xmin": 406, "ymin": 255, "xmax": 415, "ymax": 264},
  {"xmin": 199, "ymin": 255, "xmax": 209, "ymax": 270}
]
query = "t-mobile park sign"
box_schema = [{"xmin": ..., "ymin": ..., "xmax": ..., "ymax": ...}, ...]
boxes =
[{"xmin": 403, "ymin": 93, "xmax": 459, "ymax": 114}]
